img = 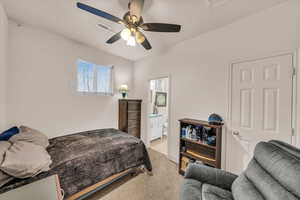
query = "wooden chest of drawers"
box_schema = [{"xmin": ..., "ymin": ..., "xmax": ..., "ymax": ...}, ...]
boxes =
[{"xmin": 118, "ymin": 99, "xmax": 142, "ymax": 138}]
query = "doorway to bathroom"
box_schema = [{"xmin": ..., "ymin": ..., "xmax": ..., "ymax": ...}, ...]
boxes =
[{"xmin": 148, "ymin": 77, "xmax": 169, "ymax": 156}]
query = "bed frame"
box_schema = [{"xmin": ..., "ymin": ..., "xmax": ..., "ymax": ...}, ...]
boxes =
[{"xmin": 67, "ymin": 165, "xmax": 152, "ymax": 200}]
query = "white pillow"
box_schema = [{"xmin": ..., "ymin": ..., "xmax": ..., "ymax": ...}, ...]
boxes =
[
  {"xmin": 0, "ymin": 141, "xmax": 11, "ymax": 164},
  {"xmin": 9, "ymin": 126, "xmax": 49, "ymax": 148},
  {"xmin": 0, "ymin": 141, "xmax": 52, "ymax": 179},
  {"xmin": 0, "ymin": 171, "xmax": 13, "ymax": 187},
  {"xmin": 0, "ymin": 141, "xmax": 14, "ymax": 187}
]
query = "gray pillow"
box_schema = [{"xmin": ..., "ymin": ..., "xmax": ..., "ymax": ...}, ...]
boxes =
[
  {"xmin": 9, "ymin": 126, "xmax": 49, "ymax": 148},
  {"xmin": 0, "ymin": 141, "xmax": 52, "ymax": 179}
]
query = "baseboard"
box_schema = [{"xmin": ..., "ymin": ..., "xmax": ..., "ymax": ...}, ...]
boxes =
[{"xmin": 168, "ymin": 154, "xmax": 178, "ymax": 164}]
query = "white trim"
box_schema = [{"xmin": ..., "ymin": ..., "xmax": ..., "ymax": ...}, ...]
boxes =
[
  {"xmin": 296, "ymin": 49, "xmax": 300, "ymax": 147},
  {"xmin": 229, "ymin": 50, "xmax": 296, "ymax": 65},
  {"xmin": 146, "ymin": 75, "xmax": 173, "ymax": 161},
  {"xmin": 226, "ymin": 50, "xmax": 298, "ymax": 171},
  {"xmin": 291, "ymin": 51, "xmax": 298, "ymax": 146},
  {"xmin": 168, "ymin": 154, "xmax": 178, "ymax": 164},
  {"xmin": 167, "ymin": 75, "xmax": 173, "ymax": 162},
  {"xmin": 225, "ymin": 61, "xmax": 233, "ymax": 171},
  {"xmin": 75, "ymin": 91, "xmax": 114, "ymax": 96}
]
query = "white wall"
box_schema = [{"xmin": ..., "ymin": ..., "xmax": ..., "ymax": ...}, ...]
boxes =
[
  {"xmin": 133, "ymin": 0, "xmax": 300, "ymax": 165},
  {"xmin": 7, "ymin": 21, "xmax": 134, "ymax": 138},
  {"xmin": 0, "ymin": 3, "xmax": 8, "ymax": 131}
]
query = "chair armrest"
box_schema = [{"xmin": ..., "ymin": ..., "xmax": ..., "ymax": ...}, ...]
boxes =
[{"xmin": 184, "ymin": 163, "xmax": 238, "ymax": 191}]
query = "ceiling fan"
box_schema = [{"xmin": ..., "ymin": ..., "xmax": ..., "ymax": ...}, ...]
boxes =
[{"xmin": 77, "ymin": 0, "xmax": 181, "ymax": 50}]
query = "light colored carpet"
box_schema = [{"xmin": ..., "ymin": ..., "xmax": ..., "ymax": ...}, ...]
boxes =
[{"xmin": 87, "ymin": 149, "xmax": 183, "ymax": 200}]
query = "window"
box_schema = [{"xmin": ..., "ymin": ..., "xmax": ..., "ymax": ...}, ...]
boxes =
[{"xmin": 77, "ymin": 59, "xmax": 113, "ymax": 95}]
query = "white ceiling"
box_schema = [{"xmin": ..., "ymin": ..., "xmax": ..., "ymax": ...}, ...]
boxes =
[{"xmin": 0, "ymin": 0, "xmax": 288, "ymax": 61}]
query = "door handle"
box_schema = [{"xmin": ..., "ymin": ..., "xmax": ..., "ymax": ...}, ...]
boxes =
[
  {"xmin": 232, "ymin": 130, "xmax": 250, "ymax": 142},
  {"xmin": 232, "ymin": 131, "xmax": 240, "ymax": 136}
]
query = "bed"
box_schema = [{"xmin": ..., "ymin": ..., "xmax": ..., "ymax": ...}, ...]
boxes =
[{"xmin": 0, "ymin": 128, "xmax": 152, "ymax": 199}]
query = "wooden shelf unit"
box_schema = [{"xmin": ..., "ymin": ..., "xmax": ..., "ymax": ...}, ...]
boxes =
[{"xmin": 179, "ymin": 118, "xmax": 223, "ymax": 175}]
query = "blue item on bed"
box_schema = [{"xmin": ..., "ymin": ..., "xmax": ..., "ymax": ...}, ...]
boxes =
[{"xmin": 0, "ymin": 127, "xmax": 20, "ymax": 141}]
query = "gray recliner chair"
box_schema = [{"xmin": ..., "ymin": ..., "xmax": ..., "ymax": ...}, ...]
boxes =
[{"xmin": 180, "ymin": 140, "xmax": 300, "ymax": 200}]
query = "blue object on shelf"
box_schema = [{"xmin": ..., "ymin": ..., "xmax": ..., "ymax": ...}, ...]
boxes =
[
  {"xmin": 207, "ymin": 136, "xmax": 216, "ymax": 146},
  {"xmin": 181, "ymin": 128, "xmax": 186, "ymax": 137},
  {"xmin": 208, "ymin": 113, "xmax": 223, "ymax": 125}
]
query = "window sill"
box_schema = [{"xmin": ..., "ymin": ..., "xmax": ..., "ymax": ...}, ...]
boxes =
[{"xmin": 75, "ymin": 91, "xmax": 114, "ymax": 96}]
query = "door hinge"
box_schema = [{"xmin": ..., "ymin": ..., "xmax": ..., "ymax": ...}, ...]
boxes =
[
  {"xmin": 292, "ymin": 128, "xmax": 295, "ymax": 136},
  {"xmin": 292, "ymin": 67, "xmax": 296, "ymax": 76}
]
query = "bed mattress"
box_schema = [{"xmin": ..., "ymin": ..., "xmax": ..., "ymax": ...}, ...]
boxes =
[{"xmin": 0, "ymin": 128, "xmax": 152, "ymax": 198}]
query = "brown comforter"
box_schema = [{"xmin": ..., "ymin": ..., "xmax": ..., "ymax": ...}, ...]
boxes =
[{"xmin": 0, "ymin": 129, "xmax": 152, "ymax": 198}]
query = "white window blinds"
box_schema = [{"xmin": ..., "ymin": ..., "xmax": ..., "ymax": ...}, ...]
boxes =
[{"xmin": 77, "ymin": 60, "xmax": 114, "ymax": 95}]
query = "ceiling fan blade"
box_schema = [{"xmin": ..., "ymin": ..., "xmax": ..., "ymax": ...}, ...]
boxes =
[
  {"xmin": 136, "ymin": 32, "xmax": 151, "ymax": 50},
  {"xmin": 141, "ymin": 38, "xmax": 152, "ymax": 50},
  {"xmin": 106, "ymin": 32, "xmax": 122, "ymax": 44},
  {"xmin": 129, "ymin": 0, "xmax": 144, "ymax": 20},
  {"xmin": 140, "ymin": 23, "xmax": 181, "ymax": 32},
  {"xmin": 77, "ymin": 2, "xmax": 123, "ymax": 24}
]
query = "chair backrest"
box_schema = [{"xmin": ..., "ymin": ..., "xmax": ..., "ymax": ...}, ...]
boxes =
[{"xmin": 232, "ymin": 140, "xmax": 300, "ymax": 200}]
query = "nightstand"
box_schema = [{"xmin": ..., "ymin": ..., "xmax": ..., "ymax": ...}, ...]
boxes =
[{"xmin": 0, "ymin": 175, "xmax": 63, "ymax": 200}]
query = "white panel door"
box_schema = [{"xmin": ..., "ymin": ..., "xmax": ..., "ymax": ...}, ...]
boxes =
[{"xmin": 228, "ymin": 54, "xmax": 294, "ymax": 174}]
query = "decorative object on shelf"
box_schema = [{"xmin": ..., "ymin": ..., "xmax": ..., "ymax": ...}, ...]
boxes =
[
  {"xmin": 180, "ymin": 156, "xmax": 190, "ymax": 172},
  {"xmin": 208, "ymin": 113, "xmax": 223, "ymax": 125},
  {"xmin": 155, "ymin": 92, "xmax": 167, "ymax": 107},
  {"xmin": 181, "ymin": 124, "xmax": 214, "ymax": 145},
  {"xmin": 178, "ymin": 118, "xmax": 223, "ymax": 175},
  {"xmin": 207, "ymin": 136, "xmax": 216, "ymax": 146},
  {"xmin": 119, "ymin": 84, "xmax": 129, "ymax": 98}
]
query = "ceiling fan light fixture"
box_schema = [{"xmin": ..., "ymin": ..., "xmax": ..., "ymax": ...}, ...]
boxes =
[
  {"xmin": 77, "ymin": 1, "xmax": 181, "ymax": 51},
  {"xmin": 121, "ymin": 28, "xmax": 131, "ymax": 41},
  {"xmin": 127, "ymin": 35, "xmax": 136, "ymax": 46},
  {"xmin": 135, "ymin": 31, "xmax": 145, "ymax": 44}
]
